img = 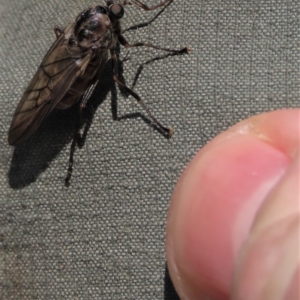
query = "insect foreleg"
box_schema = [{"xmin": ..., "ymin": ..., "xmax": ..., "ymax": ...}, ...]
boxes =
[
  {"xmin": 110, "ymin": 49, "xmax": 173, "ymax": 136},
  {"xmin": 54, "ymin": 25, "xmax": 64, "ymax": 39},
  {"xmin": 65, "ymin": 81, "xmax": 99, "ymax": 186},
  {"xmin": 118, "ymin": 34, "xmax": 190, "ymax": 55},
  {"xmin": 122, "ymin": 0, "xmax": 173, "ymax": 11}
]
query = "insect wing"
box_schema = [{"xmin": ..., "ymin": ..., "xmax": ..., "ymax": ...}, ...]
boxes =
[{"xmin": 8, "ymin": 27, "xmax": 93, "ymax": 145}]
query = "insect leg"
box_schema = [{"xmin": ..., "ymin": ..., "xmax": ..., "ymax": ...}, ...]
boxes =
[
  {"xmin": 65, "ymin": 81, "xmax": 99, "ymax": 186},
  {"xmin": 54, "ymin": 25, "xmax": 64, "ymax": 39},
  {"xmin": 110, "ymin": 49, "xmax": 173, "ymax": 136},
  {"xmin": 118, "ymin": 34, "xmax": 190, "ymax": 55},
  {"xmin": 122, "ymin": 0, "xmax": 173, "ymax": 11}
]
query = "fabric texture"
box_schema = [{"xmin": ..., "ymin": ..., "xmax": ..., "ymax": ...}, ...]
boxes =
[{"xmin": 0, "ymin": 0, "xmax": 299, "ymax": 299}]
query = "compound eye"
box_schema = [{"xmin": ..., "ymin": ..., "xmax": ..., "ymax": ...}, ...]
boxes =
[{"xmin": 109, "ymin": 4, "xmax": 124, "ymax": 19}]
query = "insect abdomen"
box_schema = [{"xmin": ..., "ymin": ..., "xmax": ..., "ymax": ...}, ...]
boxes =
[{"xmin": 56, "ymin": 53, "xmax": 107, "ymax": 109}]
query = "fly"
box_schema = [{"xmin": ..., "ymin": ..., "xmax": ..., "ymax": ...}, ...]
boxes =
[{"xmin": 8, "ymin": 0, "xmax": 190, "ymax": 185}]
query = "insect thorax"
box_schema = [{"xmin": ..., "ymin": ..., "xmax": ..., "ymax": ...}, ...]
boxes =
[{"xmin": 74, "ymin": 6, "xmax": 118, "ymax": 49}]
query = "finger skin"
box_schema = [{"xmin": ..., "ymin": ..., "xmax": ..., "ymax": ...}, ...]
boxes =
[
  {"xmin": 166, "ymin": 109, "xmax": 300, "ymax": 300},
  {"xmin": 232, "ymin": 155, "xmax": 300, "ymax": 300}
]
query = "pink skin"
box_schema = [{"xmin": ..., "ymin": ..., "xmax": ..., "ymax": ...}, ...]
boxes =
[{"xmin": 166, "ymin": 109, "xmax": 300, "ymax": 300}]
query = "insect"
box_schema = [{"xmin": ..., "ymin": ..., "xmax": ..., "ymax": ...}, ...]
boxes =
[{"xmin": 8, "ymin": 0, "xmax": 190, "ymax": 185}]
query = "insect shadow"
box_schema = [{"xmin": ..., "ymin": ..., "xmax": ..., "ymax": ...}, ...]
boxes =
[{"xmin": 8, "ymin": 47, "xmax": 173, "ymax": 189}]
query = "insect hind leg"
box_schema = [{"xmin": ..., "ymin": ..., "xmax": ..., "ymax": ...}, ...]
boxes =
[{"xmin": 65, "ymin": 81, "xmax": 99, "ymax": 186}]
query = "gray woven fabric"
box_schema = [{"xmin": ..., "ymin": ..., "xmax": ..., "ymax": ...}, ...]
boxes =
[{"xmin": 0, "ymin": 0, "xmax": 299, "ymax": 299}]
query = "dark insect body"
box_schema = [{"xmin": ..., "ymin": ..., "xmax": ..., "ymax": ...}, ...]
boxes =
[{"xmin": 8, "ymin": 0, "xmax": 190, "ymax": 185}]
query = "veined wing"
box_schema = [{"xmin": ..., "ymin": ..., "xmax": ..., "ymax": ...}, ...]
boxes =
[{"xmin": 8, "ymin": 26, "xmax": 93, "ymax": 145}]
